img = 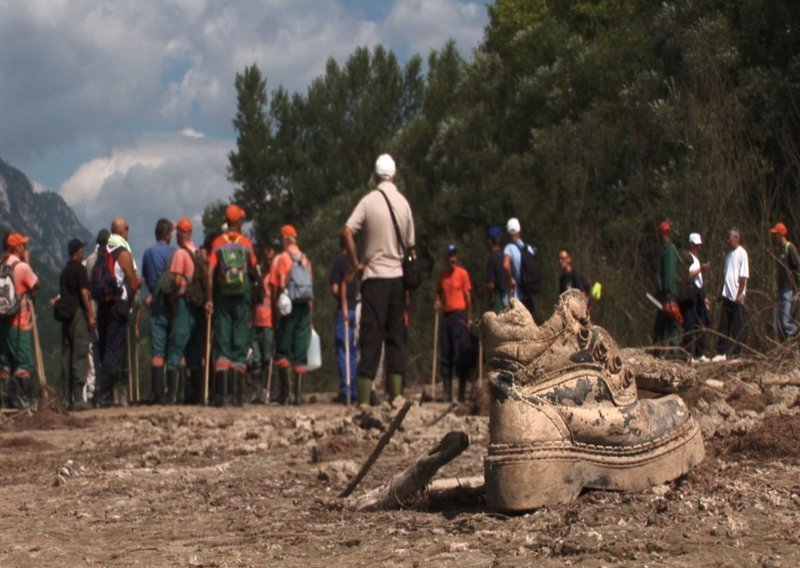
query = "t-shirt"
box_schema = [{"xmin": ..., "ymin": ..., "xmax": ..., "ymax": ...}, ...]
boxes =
[
  {"xmin": 437, "ymin": 266, "xmax": 472, "ymax": 313},
  {"xmin": 169, "ymin": 244, "xmax": 197, "ymax": 297},
  {"xmin": 776, "ymin": 242, "xmax": 800, "ymax": 292},
  {"xmin": 722, "ymin": 245, "xmax": 749, "ymax": 302},
  {"xmin": 689, "ymin": 253, "xmax": 703, "ymax": 289},
  {"xmin": 270, "ymin": 244, "xmax": 313, "ymax": 290},
  {"xmin": 253, "ymin": 268, "xmax": 273, "ymax": 328},
  {"xmin": 345, "ymin": 181, "xmax": 415, "ymax": 281},
  {"xmin": 657, "ymin": 242, "xmax": 679, "ymax": 298},
  {"xmin": 558, "ymin": 270, "xmax": 586, "ymax": 295},
  {"xmin": 3, "ymin": 254, "xmax": 38, "ymax": 330},
  {"xmin": 329, "ymin": 254, "xmax": 358, "ymax": 309},
  {"xmin": 59, "ymin": 259, "xmax": 89, "ymax": 313},
  {"xmin": 142, "ymin": 242, "xmax": 174, "ymax": 295},
  {"xmin": 503, "ymin": 239, "xmax": 534, "ymax": 301},
  {"xmin": 485, "ymin": 249, "xmax": 506, "ymax": 296}
]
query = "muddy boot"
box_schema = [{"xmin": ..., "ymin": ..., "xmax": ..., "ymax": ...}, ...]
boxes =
[
  {"xmin": 277, "ymin": 367, "xmax": 290, "ymax": 405},
  {"xmin": 441, "ymin": 376, "xmax": 453, "ymax": 403},
  {"xmin": 248, "ymin": 371, "xmax": 264, "ymax": 404},
  {"xmin": 292, "ymin": 371, "xmax": 303, "ymax": 406},
  {"xmin": 389, "ymin": 373, "xmax": 403, "ymax": 402},
  {"xmin": 94, "ymin": 372, "xmax": 115, "ymax": 408},
  {"xmin": 149, "ymin": 365, "xmax": 165, "ymax": 405},
  {"xmin": 483, "ymin": 294, "xmax": 705, "ymax": 513},
  {"xmin": 224, "ymin": 371, "xmax": 236, "ymax": 406},
  {"xmin": 186, "ymin": 368, "xmax": 202, "ymax": 405},
  {"xmin": 166, "ymin": 369, "xmax": 179, "ymax": 405},
  {"xmin": 15, "ymin": 376, "xmax": 32, "ymax": 410},
  {"xmin": 357, "ymin": 377, "xmax": 372, "ymax": 406},
  {"xmin": 211, "ymin": 370, "xmax": 226, "ymax": 407},
  {"xmin": 457, "ymin": 377, "xmax": 466, "ymax": 404},
  {"xmin": 71, "ymin": 382, "xmax": 90, "ymax": 411},
  {"xmin": 233, "ymin": 370, "xmax": 245, "ymax": 407},
  {"xmin": 1, "ymin": 376, "xmax": 13, "ymax": 409}
]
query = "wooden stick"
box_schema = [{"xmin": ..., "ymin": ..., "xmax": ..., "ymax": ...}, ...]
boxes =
[
  {"xmin": 478, "ymin": 337, "xmax": 484, "ymax": 388},
  {"xmin": 133, "ymin": 302, "xmax": 141, "ymax": 402},
  {"xmin": 126, "ymin": 324, "xmax": 133, "ymax": 404},
  {"xmin": 30, "ymin": 302, "xmax": 47, "ymax": 404},
  {"xmin": 339, "ymin": 398, "xmax": 414, "ymax": 498},
  {"xmin": 428, "ymin": 401, "xmax": 457, "ymax": 427},
  {"xmin": 265, "ymin": 358, "xmax": 273, "ymax": 403},
  {"xmin": 431, "ymin": 311, "xmax": 440, "ymax": 401},
  {"xmin": 203, "ymin": 315, "xmax": 212, "ymax": 405},
  {"xmin": 347, "ymin": 431, "xmax": 470, "ymax": 511}
]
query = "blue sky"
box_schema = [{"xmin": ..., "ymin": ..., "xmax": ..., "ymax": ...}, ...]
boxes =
[{"xmin": 0, "ymin": 0, "xmax": 489, "ymax": 256}]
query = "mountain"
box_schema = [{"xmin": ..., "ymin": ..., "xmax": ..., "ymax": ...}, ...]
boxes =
[{"xmin": 0, "ymin": 156, "xmax": 92, "ymax": 272}]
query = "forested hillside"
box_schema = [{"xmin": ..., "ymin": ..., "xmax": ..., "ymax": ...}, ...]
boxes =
[{"xmin": 215, "ymin": 0, "xmax": 800, "ymax": 390}]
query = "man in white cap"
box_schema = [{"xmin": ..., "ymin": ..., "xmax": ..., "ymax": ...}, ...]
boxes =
[
  {"xmin": 682, "ymin": 233, "xmax": 710, "ymax": 362},
  {"xmin": 503, "ymin": 217, "xmax": 540, "ymax": 320},
  {"xmin": 342, "ymin": 154, "xmax": 416, "ymax": 405}
]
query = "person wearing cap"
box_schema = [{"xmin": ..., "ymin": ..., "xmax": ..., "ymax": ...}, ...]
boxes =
[
  {"xmin": 713, "ymin": 227, "xmax": 749, "ymax": 361},
  {"xmin": 270, "ymin": 224, "xmax": 313, "ymax": 405},
  {"xmin": 434, "ymin": 244, "xmax": 473, "ymax": 403},
  {"xmin": 56, "ymin": 238, "xmax": 95, "ymax": 410},
  {"xmin": 682, "ymin": 233, "xmax": 711, "ymax": 361},
  {"xmin": 94, "ymin": 217, "xmax": 142, "ymax": 407},
  {"xmin": 83, "ymin": 228, "xmax": 110, "ymax": 401},
  {"xmin": 770, "ymin": 222, "xmax": 800, "ymax": 340},
  {"xmin": 141, "ymin": 218, "xmax": 175, "ymax": 404},
  {"xmin": 163, "ymin": 218, "xmax": 201, "ymax": 404},
  {"xmin": 484, "ymin": 226, "xmax": 506, "ymax": 314},
  {"xmin": 653, "ymin": 220, "xmax": 682, "ymax": 352},
  {"xmin": 249, "ymin": 239, "xmax": 278, "ymax": 403},
  {"xmin": 329, "ymin": 239, "xmax": 359, "ymax": 403},
  {"xmin": 342, "ymin": 153, "xmax": 416, "ymax": 405},
  {"xmin": 503, "ymin": 217, "xmax": 538, "ymax": 319},
  {"xmin": 205, "ymin": 204, "xmax": 258, "ymax": 406},
  {"xmin": 0, "ymin": 233, "xmax": 40, "ymax": 409}
]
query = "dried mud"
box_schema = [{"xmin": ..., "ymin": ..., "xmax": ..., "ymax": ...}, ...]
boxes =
[{"xmin": 1, "ymin": 373, "xmax": 799, "ymax": 567}]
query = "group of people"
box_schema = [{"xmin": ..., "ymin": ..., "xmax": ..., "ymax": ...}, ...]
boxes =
[{"xmin": 653, "ymin": 219, "xmax": 799, "ymax": 361}]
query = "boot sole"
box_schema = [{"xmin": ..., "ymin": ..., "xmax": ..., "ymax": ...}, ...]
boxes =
[{"xmin": 485, "ymin": 417, "xmax": 704, "ymax": 512}]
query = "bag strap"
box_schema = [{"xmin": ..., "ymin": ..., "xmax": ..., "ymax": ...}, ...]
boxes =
[{"xmin": 377, "ymin": 189, "xmax": 406, "ymax": 256}]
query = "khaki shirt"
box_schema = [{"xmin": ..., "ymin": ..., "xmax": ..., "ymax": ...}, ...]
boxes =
[{"xmin": 346, "ymin": 181, "xmax": 415, "ymax": 281}]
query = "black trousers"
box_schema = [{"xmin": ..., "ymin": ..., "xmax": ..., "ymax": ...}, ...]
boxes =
[
  {"xmin": 440, "ymin": 311, "xmax": 470, "ymax": 380},
  {"xmin": 681, "ymin": 286, "xmax": 708, "ymax": 357},
  {"xmin": 717, "ymin": 298, "xmax": 744, "ymax": 356},
  {"xmin": 97, "ymin": 301, "xmax": 129, "ymax": 377},
  {"xmin": 357, "ymin": 278, "xmax": 407, "ymax": 379}
]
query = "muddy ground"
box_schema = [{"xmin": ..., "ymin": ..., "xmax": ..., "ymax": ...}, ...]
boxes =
[{"xmin": 1, "ymin": 363, "xmax": 799, "ymax": 567}]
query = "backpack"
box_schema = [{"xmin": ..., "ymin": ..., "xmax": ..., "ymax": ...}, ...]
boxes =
[
  {"xmin": 517, "ymin": 241, "xmax": 542, "ymax": 296},
  {"xmin": 157, "ymin": 249, "xmax": 178, "ymax": 297},
  {"xmin": 287, "ymin": 252, "xmax": 314, "ymax": 303},
  {"xmin": 185, "ymin": 249, "xmax": 208, "ymax": 308},
  {"xmin": 90, "ymin": 248, "xmax": 121, "ymax": 303},
  {"xmin": 216, "ymin": 235, "xmax": 249, "ymax": 296},
  {"xmin": 0, "ymin": 260, "xmax": 21, "ymax": 319}
]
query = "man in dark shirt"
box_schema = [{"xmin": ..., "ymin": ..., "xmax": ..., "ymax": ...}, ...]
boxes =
[
  {"xmin": 58, "ymin": 238, "xmax": 95, "ymax": 410},
  {"xmin": 484, "ymin": 226, "xmax": 506, "ymax": 313},
  {"xmin": 558, "ymin": 248, "xmax": 587, "ymax": 295},
  {"xmin": 771, "ymin": 222, "xmax": 800, "ymax": 340},
  {"xmin": 330, "ymin": 246, "xmax": 359, "ymax": 403}
]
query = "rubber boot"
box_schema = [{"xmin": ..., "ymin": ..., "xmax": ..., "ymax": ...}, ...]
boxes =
[
  {"xmin": 95, "ymin": 372, "xmax": 115, "ymax": 408},
  {"xmin": 15, "ymin": 376, "xmax": 32, "ymax": 410},
  {"xmin": 224, "ymin": 371, "xmax": 235, "ymax": 406},
  {"xmin": 389, "ymin": 373, "xmax": 404, "ymax": 402},
  {"xmin": 149, "ymin": 365, "xmax": 165, "ymax": 405},
  {"xmin": 457, "ymin": 376, "xmax": 466, "ymax": 403},
  {"xmin": 233, "ymin": 370, "xmax": 245, "ymax": 407},
  {"xmin": 211, "ymin": 371, "xmax": 228, "ymax": 407},
  {"xmin": 248, "ymin": 371, "xmax": 264, "ymax": 404},
  {"xmin": 275, "ymin": 367, "xmax": 288, "ymax": 405},
  {"xmin": 186, "ymin": 368, "xmax": 201, "ymax": 405},
  {"xmin": 441, "ymin": 376, "xmax": 453, "ymax": 403},
  {"xmin": 357, "ymin": 378, "xmax": 372, "ymax": 406},
  {"xmin": 166, "ymin": 369, "xmax": 179, "ymax": 405},
  {"xmin": 293, "ymin": 371, "xmax": 303, "ymax": 406},
  {"xmin": 1, "ymin": 377, "xmax": 13, "ymax": 409},
  {"xmin": 71, "ymin": 382, "xmax": 90, "ymax": 411}
]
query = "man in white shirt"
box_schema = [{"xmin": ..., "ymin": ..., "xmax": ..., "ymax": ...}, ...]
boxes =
[
  {"xmin": 682, "ymin": 233, "xmax": 710, "ymax": 361},
  {"xmin": 713, "ymin": 228, "xmax": 749, "ymax": 361},
  {"xmin": 503, "ymin": 218, "xmax": 539, "ymax": 320}
]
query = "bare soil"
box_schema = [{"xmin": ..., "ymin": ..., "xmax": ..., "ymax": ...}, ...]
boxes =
[{"xmin": 1, "ymin": 380, "xmax": 799, "ymax": 567}]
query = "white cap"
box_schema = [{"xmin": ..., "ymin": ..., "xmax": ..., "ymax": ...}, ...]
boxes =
[
  {"xmin": 689, "ymin": 233, "xmax": 702, "ymax": 245},
  {"xmin": 506, "ymin": 217, "xmax": 521, "ymax": 235},
  {"xmin": 375, "ymin": 154, "xmax": 396, "ymax": 179}
]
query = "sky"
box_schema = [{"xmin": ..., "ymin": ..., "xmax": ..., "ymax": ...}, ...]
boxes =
[{"xmin": 0, "ymin": 0, "xmax": 489, "ymax": 258}]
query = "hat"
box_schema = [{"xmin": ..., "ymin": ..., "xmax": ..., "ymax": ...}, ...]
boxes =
[
  {"xmin": 506, "ymin": 218, "xmax": 521, "ymax": 235},
  {"xmin": 176, "ymin": 218, "xmax": 193, "ymax": 233},
  {"xmin": 280, "ymin": 224, "xmax": 297, "ymax": 238},
  {"xmin": 67, "ymin": 238, "xmax": 86, "ymax": 256},
  {"xmin": 95, "ymin": 229, "xmax": 110, "ymax": 246},
  {"xmin": 375, "ymin": 154, "xmax": 396, "ymax": 179},
  {"xmin": 444, "ymin": 243, "xmax": 458, "ymax": 256},
  {"xmin": 225, "ymin": 204, "xmax": 246, "ymax": 223},
  {"xmin": 6, "ymin": 233, "xmax": 29, "ymax": 249},
  {"xmin": 487, "ymin": 225, "xmax": 502, "ymax": 240},
  {"xmin": 770, "ymin": 222, "xmax": 788, "ymax": 237},
  {"xmin": 688, "ymin": 233, "xmax": 702, "ymax": 245},
  {"xmin": 657, "ymin": 220, "xmax": 671, "ymax": 233}
]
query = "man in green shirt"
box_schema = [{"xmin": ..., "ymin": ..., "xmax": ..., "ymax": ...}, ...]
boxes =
[{"xmin": 653, "ymin": 220, "xmax": 681, "ymax": 352}]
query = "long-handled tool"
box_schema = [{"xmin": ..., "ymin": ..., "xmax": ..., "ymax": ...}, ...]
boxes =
[
  {"xmin": 342, "ymin": 279, "xmax": 351, "ymax": 406},
  {"xmin": 126, "ymin": 325, "xmax": 133, "ymax": 404},
  {"xmin": 133, "ymin": 301, "xmax": 140, "ymax": 402},
  {"xmin": 30, "ymin": 302, "xmax": 48, "ymax": 405},
  {"xmin": 203, "ymin": 315, "xmax": 212, "ymax": 405},
  {"xmin": 431, "ymin": 310, "xmax": 440, "ymax": 401},
  {"xmin": 478, "ymin": 337, "xmax": 484, "ymax": 389},
  {"xmin": 265, "ymin": 358, "xmax": 273, "ymax": 403}
]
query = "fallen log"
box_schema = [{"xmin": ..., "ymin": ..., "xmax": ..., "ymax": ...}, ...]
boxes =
[
  {"xmin": 339, "ymin": 398, "xmax": 414, "ymax": 498},
  {"xmin": 347, "ymin": 431, "xmax": 470, "ymax": 511}
]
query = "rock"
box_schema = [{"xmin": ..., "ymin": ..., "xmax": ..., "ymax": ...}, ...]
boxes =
[{"xmin": 316, "ymin": 459, "xmax": 359, "ymax": 485}]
